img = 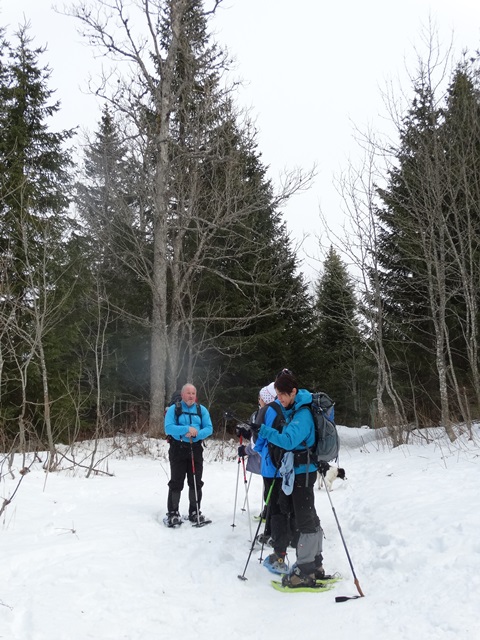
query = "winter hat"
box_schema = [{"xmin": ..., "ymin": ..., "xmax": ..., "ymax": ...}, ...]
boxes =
[{"xmin": 259, "ymin": 384, "xmax": 276, "ymax": 404}]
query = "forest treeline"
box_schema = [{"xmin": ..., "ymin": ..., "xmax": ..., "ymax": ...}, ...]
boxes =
[{"xmin": 1, "ymin": 1, "xmax": 479, "ymax": 463}]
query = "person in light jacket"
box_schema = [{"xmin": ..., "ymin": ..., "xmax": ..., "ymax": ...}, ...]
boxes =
[
  {"xmin": 164, "ymin": 383, "xmax": 213, "ymax": 526},
  {"xmin": 252, "ymin": 370, "xmax": 325, "ymax": 588}
]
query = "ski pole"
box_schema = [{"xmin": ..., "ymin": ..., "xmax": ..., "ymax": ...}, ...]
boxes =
[
  {"xmin": 231, "ymin": 432, "xmax": 245, "ymax": 529},
  {"xmin": 224, "ymin": 410, "xmax": 252, "ymax": 429},
  {"xmin": 226, "ymin": 410, "xmax": 252, "ymax": 529},
  {"xmin": 231, "ymin": 455, "xmax": 241, "ymax": 529},
  {"xmin": 238, "ymin": 477, "xmax": 276, "ymax": 581},
  {"xmin": 257, "ymin": 499, "xmax": 270, "ymax": 563},
  {"xmin": 238, "ymin": 439, "xmax": 253, "ymax": 541},
  {"xmin": 322, "ymin": 470, "xmax": 365, "ymax": 601},
  {"xmin": 241, "ymin": 472, "xmax": 253, "ymax": 511},
  {"xmin": 189, "ymin": 438, "xmax": 204, "ymax": 528}
]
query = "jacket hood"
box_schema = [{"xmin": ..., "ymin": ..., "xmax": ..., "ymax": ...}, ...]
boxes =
[{"xmin": 294, "ymin": 388, "xmax": 312, "ymax": 409}]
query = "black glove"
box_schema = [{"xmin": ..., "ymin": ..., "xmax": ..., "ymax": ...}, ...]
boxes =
[
  {"xmin": 317, "ymin": 461, "xmax": 330, "ymax": 476},
  {"xmin": 235, "ymin": 425, "xmax": 251, "ymax": 440},
  {"xmin": 248, "ymin": 421, "xmax": 261, "ymax": 435},
  {"xmin": 237, "ymin": 444, "xmax": 247, "ymax": 458}
]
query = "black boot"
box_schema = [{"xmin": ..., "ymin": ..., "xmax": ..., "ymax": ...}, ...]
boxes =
[
  {"xmin": 281, "ymin": 565, "xmax": 316, "ymax": 588},
  {"xmin": 167, "ymin": 490, "xmax": 181, "ymax": 514}
]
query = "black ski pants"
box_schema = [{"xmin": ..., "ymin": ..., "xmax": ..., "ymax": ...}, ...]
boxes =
[
  {"xmin": 264, "ymin": 476, "xmax": 297, "ymax": 555},
  {"xmin": 291, "ymin": 471, "xmax": 324, "ymax": 574},
  {"xmin": 167, "ymin": 439, "xmax": 204, "ymax": 516}
]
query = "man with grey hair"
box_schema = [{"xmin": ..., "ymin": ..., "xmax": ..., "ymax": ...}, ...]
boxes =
[{"xmin": 164, "ymin": 383, "xmax": 213, "ymax": 527}]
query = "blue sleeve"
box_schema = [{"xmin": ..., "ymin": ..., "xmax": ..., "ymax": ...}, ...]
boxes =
[
  {"xmin": 254, "ymin": 405, "xmax": 282, "ymax": 453},
  {"xmin": 254, "ymin": 433, "xmax": 268, "ymax": 454},
  {"xmin": 164, "ymin": 405, "xmax": 189, "ymax": 439},
  {"xmin": 259, "ymin": 407, "xmax": 314, "ymax": 451},
  {"xmin": 165, "ymin": 404, "xmax": 212, "ymax": 442},
  {"xmin": 261, "ymin": 405, "xmax": 280, "ymax": 428},
  {"xmin": 253, "ymin": 405, "xmax": 276, "ymax": 454},
  {"xmin": 197, "ymin": 405, "xmax": 213, "ymax": 441}
]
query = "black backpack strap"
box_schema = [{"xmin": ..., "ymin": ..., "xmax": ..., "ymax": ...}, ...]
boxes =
[
  {"xmin": 174, "ymin": 401, "xmax": 202, "ymax": 426},
  {"xmin": 266, "ymin": 401, "xmax": 284, "ymax": 430},
  {"xmin": 265, "ymin": 402, "xmax": 286, "ymax": 469},
  {"xmin": 288, "ymin": 404, "xmax": 315, "ymax": 486},
  {"xmin": 174, "ymin": 400, "xmax": 182, "ymax": 424}
]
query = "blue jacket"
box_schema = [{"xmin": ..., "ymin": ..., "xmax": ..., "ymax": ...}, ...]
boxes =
[
  {"xmin": 164, "ymin": 401, "xmax": 213, "ymax": 443},
  {"xmin": 253, "ymin": 401, "xmax": 283, "ymax": 478},
  {"xmin": 258, "ymin": 389, "xmax": 317, "ymax": 475}
]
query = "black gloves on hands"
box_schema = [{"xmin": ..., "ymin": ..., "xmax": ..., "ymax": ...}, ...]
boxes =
[
  {"xmin": 235, "ymin": 425, "xmax": 251, "ymax": 440},
  {"xmin": 248, "ymin": 421, "xmax": 261, "ymax": 435},
  {"xmin": 237, "ymin": 444, "xmax": 247, "ymax": 458},
  {"xmin": 235, "ymin": 420, "xmax": 262, "ymax": 440},
  {"xmin": 317, "ymin": 461, "xmax": 331, "ymax": 476}
]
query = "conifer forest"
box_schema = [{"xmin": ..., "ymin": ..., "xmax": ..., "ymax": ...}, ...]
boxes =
[{"xmin": 2, "ymin": 0, "xmax": 480, "ymax": 463}]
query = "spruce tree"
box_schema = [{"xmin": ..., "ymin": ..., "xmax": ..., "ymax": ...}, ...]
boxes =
[
  {"xmin": 75, "ymin": 107, "xmax": 152, "ymax": 420},
  {"xmin": 375, "ymin": 75, "xmax": 444, "ymax": 422},
  {"xmin": 374, "ymin": 60, "xmax": 480, "ymax": 434},
  {"xmin": 436, "ymin": 63, "xmax": 480, "ymax": 419},
  {"xmin": 313, "ymin": 247, "xmax": 369, "ymax": 425},
  {"xmin": 71, "ymin": 0, "xmax": 314, "ymax": 431},
  {"xmin": 0, "ymin": 25, "xmax": 73, "ymax": 448}
]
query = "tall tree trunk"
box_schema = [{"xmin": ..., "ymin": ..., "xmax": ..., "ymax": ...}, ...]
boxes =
[
  {"xmin": 149, "ymin": 0, "xmax": 189, "ymax": 435},
  {"xmin": 38, "ymin": 340, "xmax": 57, "ymax": 470}
]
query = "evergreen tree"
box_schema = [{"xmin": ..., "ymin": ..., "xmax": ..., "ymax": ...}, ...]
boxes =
[
  {"xmin": 71, "ymin": 0, "xmax": 314, "ymax": 432},
  {"xmin": 170, "ymin": 110, "xmax": 316, "ymax": 411},
  {"xmin": 439, "ymin": 63, "xmax": 480, "ymax": 415},
  {"xmin": 0, "ymin": 25, "xmax": 74, "ymax": 447},
  {"xmin": 375, "ymin": 59, "xmax": 480, "ymax": 434},
  {"xmin": 375, "ymin": 73, "xmax": 445, "ymax": 423},
  {"xmin": 313, "ymin": 247, "xmax": 369, "ymax": 425},
  {"xmin": 74, "ymin": 107, "xmax": 152, "ymax": 427}
]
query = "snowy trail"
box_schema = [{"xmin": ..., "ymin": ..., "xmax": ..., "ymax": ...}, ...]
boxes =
[{"xmin": 1, "ymin": 426, "xmax": 480, "ymax": 639}]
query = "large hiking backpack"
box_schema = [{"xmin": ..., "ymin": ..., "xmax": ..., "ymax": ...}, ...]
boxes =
[
  {"xmin": 308, "ymin": 391, "xmax": 339, "ymax": 464},
  {"xmin": 265, "ymin": 392, "xmax": 339, "ymax": 469}
]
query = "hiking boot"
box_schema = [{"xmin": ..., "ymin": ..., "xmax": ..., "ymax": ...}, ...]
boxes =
[
  {"xmin": 263, "ymin": 553, "xmax": 289, "ymax": 574},
  {"xmin": 188, "ymin": 511, "xmax": 206, "ymax": 523},
  {"xmin": 166, "ymin": 511, "xmax": 182, "ymax": 527},
  {"xmin": 281, "ymin": 565, "xmax": 316, "ymax": 588},
  {"xmin": 315, "ymin": 564, "xmax": 326, "ymax": 580}
]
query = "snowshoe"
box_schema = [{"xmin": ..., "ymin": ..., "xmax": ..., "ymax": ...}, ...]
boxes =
[
  {"xmin": 163, "ymin": 512, "xmax": 183, "ymax": 528},
  {"xmin": 263, "ymin": 553, "xmax": 289, "ymax": 575},
  {"xmin": 280, "ymin": 565, "xmax": 316, "ymax": 588},
  {"xmin": 188, "ymin": 511, "xmax": 212, "ymax": 527},
  {"xmin": 316, "ymin": 572, "xmax": 342, "ymax": 585},
  {"xmin": 271, "ymin": 579, "xmax": 335, "ymax": 593}
]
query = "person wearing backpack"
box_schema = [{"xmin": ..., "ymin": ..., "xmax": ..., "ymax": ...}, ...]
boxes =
[
  {"xmin": 164, "ymin": 383, "xmax": 213, "ymax": 526},
  {"xmin": 236, "ymin": 384, "xmax": 276, "ymax": 475},
  {"xmin": 250, "ymin": 370, "xmax": 326, "ymax": 588},
  {"xmin": 244, "ymin": 384, "xmax": 297, "ymax": 574}
]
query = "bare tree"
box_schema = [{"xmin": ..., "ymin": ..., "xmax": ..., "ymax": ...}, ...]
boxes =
[
  {"xmin": 68, "ymin": 0, "xmax": 313, "ymax": 434},
  {"xmin": 333, "ymin": 148, "xmax": 409, "ymax": 446},
  {"xmin": 440, "ymin": 61, "xmax": 480, "ymax": 431}
]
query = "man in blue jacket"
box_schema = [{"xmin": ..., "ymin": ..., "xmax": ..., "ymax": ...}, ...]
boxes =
[
  {"xmin": 253, "ymin": 370, "xmax": 325, "ymax": 588},
  {"xmin": 164, "ymin": 383, "xmax": 213, "ymax": 526}
]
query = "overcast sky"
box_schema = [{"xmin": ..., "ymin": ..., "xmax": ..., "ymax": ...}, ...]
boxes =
[{"xmin": 2, "ymin": 0, "xmax": 480, "ymax": 281}]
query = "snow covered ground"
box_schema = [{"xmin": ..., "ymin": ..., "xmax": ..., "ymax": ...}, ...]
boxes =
[{"xmin": 1, "ymin": 423, "xmax": 479, "ymax": 640}]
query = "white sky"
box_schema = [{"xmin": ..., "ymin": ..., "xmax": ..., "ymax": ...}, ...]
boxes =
[{"xmin": 2, "ymin": 0, "xmax": 480, "ymax": 280}]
